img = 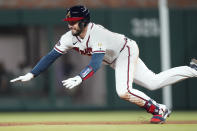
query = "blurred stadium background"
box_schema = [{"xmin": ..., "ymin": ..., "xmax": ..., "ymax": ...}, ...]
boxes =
[{"xmin": 0, "ymin": 0, "xmax": 197, "ymax": 112}]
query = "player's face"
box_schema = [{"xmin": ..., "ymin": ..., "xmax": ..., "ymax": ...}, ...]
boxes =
[{"xmin": 67, "ymin": 21, "xmax": 82, "ymax": 36}]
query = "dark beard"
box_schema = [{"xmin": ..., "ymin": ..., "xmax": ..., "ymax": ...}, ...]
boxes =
[
  {"xmin": 72, "ymin": 28, "xmax": 83, "ymax": 36},
  {"xmin": 72, "ymin": 22, "xmax": 85, "ymax": 36}
]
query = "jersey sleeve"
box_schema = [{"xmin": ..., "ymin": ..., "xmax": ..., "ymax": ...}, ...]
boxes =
[
  {"xmin": 91, "ymin": 42, "xmax": 106, "ymax": 54},
  {"xmin": 31, "ymin": 49, "xmax": 62, "ymax": 77},
  {"xmin": 54, "ymin": 31, "xmax": 73, "ymax": 54}
]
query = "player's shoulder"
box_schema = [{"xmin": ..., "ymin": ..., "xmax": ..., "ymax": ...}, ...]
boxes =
[
  {"xmin": 91, "ymin": 23, "xmax": 109, "ymax": 37},
  {"xmin": 59, "ymin": 30, "xmax": 73, "ymax": 44},
  {"xmin": 92, "ymin": 23, "xmax": 107, "ymax": 31},
  {"xmin": 61, "ymin": 30, "xmax": 73, "ymax": 40}
]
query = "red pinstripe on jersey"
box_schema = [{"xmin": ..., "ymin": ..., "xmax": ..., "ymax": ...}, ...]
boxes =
[
  {"xmin": 120, "ymin": 38, "xmax": 128, "ymax": 52},
  {"xmin": 76, "ymin": 36, "xmax": 81, "ymax": 42},
  {"xmin": 86, "ymin": 35, "xmax": 90, "ymax": 48},
  {"xmin": 86, "ymin": 23, "xmax": 94, "ymax": 48}
]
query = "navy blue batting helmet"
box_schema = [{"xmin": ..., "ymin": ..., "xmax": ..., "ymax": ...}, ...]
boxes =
[{"xmin": 64, "ymin": 5, "xmax": 90, "ymax": 22}]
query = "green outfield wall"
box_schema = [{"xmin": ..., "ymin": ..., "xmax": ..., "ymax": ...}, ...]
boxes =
[{"xmin": 0, "ymin": 8, "xmax": 196, "ymax": 111}]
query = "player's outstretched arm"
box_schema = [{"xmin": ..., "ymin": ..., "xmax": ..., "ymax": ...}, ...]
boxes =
[{"xmin": 10, "ymin": 49, "xmax": 62, "ymax": 83}]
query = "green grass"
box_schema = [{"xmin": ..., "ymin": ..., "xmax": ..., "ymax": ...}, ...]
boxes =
[
  {"xmin": 1, "ymin": 125, "xmax": 197, "ymax": 131},
  {"xmin": 0, "ymin": 111, "xmax": 151, "ymax": 122},
  {"xmin": 0, "ymin": 111, "xmax": 196, "ymax": 131}
]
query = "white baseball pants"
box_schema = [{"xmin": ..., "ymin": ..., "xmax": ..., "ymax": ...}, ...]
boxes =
[{"xmin": 113, "ymin": 39, "xmax": 197, "ymax": 106}]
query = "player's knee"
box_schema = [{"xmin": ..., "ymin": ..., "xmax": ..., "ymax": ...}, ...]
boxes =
[{"xmin": 117, "ymin": 92, "xmax": 130, "ymax": 101}]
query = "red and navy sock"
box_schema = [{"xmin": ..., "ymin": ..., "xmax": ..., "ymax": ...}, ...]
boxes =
[{"xmin": 143, "ymin": 99, "xmax": 160, "ymax": 115}]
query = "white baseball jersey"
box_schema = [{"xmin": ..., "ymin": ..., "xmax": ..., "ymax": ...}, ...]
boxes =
[{"xmin": 54, "ymin": 22, "xmax": 128, "ymax": 65}]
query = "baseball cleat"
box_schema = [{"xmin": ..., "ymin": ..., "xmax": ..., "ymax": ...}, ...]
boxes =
[
  {"xmin": 150, "ymin": 104, "xmax": 171, "ymax": 124},
  {"xmin": 190, "ymin": 58, "xmax": 197, "ymax": 71}
]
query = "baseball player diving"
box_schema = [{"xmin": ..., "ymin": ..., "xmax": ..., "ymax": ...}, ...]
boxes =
[{"xmin": 10, "ymin": 5, "xmax": 197, "ymax": 124}]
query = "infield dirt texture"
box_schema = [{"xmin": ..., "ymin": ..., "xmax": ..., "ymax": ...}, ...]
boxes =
[{"xmin": 0, "ymin": 111, "xmax": 196, "ymax": 131}]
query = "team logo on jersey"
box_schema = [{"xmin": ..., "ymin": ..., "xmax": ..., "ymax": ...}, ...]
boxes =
[
  {"xmin": 73, "ymin": 47, "xmax": 92, "ymax": 56},
  {"xmin": 98, "ymin": 43, "xmax": 102, "ymax": 50},
  {"xmin": 73, "ymin": 41, "xmax": 77, "ymax": 45},
  {"xmin": 98, "ymin": 43, "xmax": 102, "ymax": 47}
]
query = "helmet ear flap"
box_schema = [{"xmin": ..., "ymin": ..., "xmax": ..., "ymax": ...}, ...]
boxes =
[{"xmin": 78, "ymin": 18, "xmax": 89, "ymax": 29}]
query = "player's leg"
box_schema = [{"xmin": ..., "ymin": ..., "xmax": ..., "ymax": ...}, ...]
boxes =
[
  {"xmin": 114, "ymin": 43, "xmax": 150, "ymax": 107},
  {"xmin": 134, "ymin": 58, "xmax": 197, "ymax": 91},
  {"xmin": 114, "ymin": 40, "xmax": 170, "ymax": 123}
]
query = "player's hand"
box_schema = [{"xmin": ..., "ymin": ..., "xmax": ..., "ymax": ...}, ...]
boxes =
[
  {"xmin": 62, "ymin": 75, "xmax": 82, "ymax": 89},
  {"xmin": 10, "ymin": 73, "xmax": 34, "ymax": 83}
]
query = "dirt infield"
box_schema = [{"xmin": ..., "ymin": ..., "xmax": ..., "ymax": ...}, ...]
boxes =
[{"xmin": 0, "ymin": 121, "xmax": 197, "ymax": 126}]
